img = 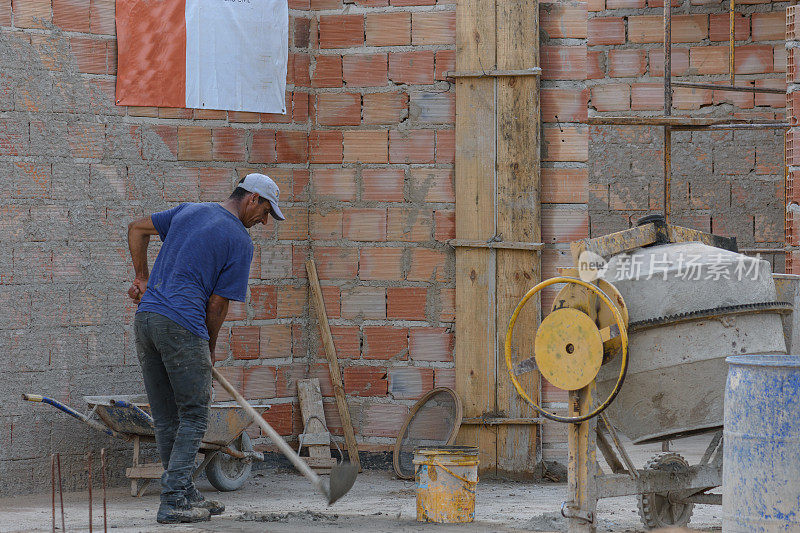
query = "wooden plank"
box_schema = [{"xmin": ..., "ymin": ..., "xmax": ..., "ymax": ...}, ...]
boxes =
[
  {"xmin": 126, "ymin": 463, "xmax": 163, "ymax": 479},
  {"xmin": 495, "ymin": 0, "xmax": 541, "ymax": 478},
  {"xmin": 298, "ymin": 379, "xmax": 332, "ymax": 464},
  {"xmin": 306, "ymin": 260, "xmax": 361, "ymax": 472},
  {"xmin": 455, "ymin": 0, "xmax": 498, "ymax": 475}
]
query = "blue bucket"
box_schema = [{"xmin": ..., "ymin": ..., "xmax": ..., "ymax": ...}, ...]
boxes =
[{"xmin": 723, "ymin": 355, "xmax": 800, "ymax": 532}]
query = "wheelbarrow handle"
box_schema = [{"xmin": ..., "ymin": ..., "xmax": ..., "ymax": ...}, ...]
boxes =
[{"xmin": 22, "ymin": 393, "xmax": 118, "ymax": 438}]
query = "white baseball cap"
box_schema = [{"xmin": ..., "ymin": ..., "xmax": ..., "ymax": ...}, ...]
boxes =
[{"xmin": 239, "ymin": 173, "xmax": 285, "ymax": 220}]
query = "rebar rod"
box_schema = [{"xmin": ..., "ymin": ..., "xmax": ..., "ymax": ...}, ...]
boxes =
[
  {"xmin": 56, "ymin": 453, "xmax": 65, "ymax": 532},
  {"xmin": 101, "ymin": 449, "xmax": 107, "ymax": 533},
  {"xmin": 51, "ymin": 455, "xmax": 55, "ymax": 533},
  {"xmin": 88, "ymin": 451, "xmax": 93, "ymax": 533},
  {"xmin": 664, "ymin": 0, "xmax": 673, "ymax": 223}
]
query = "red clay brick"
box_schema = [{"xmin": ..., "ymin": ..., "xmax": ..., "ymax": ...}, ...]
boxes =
[
  {"xmin": 648, "ymin": 48, "xmax": 690, "ymax": 76},
  {"xmin": 260, "ymin": 403, "xmax": 293, "ymax": 436},
  {"xmin": 541, "ymin": 46, "xmax": 587, "ymax": 81},
  {"xmin": 387, "ymin": 207, "xmax": 433, "ymax": 242},
  {"xmin": 260, "ymin": 324, "xmax": 292, "ymax": 358},
  {"xmin": 212, "ymin": 128, "xmax": 247, "ymax": 161},
  {"xmin": 709, "ymin": 13, "xmax": 749, "ymax": 41},
  {"xmin": 434, "ymin": 209, "xmax": 455, "ymax": 241},
  {"xmin": 435, "ymin": 129, "xmax": 455, "ymax": 164},
  {"xmin": 411, "ymin": 11, "xmax": 455, "ymax": 45},
  {"xmin": 312, "ymin": 55, "xmax": 343, "ymax": 88},
  {"xmin": 608, "ymin": 50, "xmax": 646, "ymax": 78},
  {"xmin": 631, "ymin": 83, "xmax": 662, "ymax": 110},
  {"xmin": 363, "ymin": 327, "xmax": 408, "ymax": 360},
  {"xmin": 389, "ymin": 129, "xmax": 434, "ymax": 164},
  {"xmin": 540, "ymin": 4, "xmax": 587, "ymax": 39},
  {"xmin": 673, "ymin": 87, "xmax": 712, "ymax": 110},
  {"xmin": 591, "ymin": 83, "xmax": 630, "ymax": 111},
  {"xmin": 277, "ymin": 207, "xmax": 309, "ymax": 240},
  {"xmin": 387, "ymin": 287, "xmax": 427, "ymax": 320},
  {"xmin": 359, "ymin": 247, "xmax": 404, "ymax": 280},
  {"xmin": 276, "ymin": 131, "xmax": 308, "ymax": 163},
  {"xmin": 366, "ymin": 12, "xmax": 411, "ymax": 46},
  {"xmin": 388, "ymin": 367, "xmax": 434, "ymax": 400},
  {"xmin": 242, "ymin": 366, "xmax": 277, "ymax": 399},
  {"xmin": 360, "ymin": 403, "xmax": 408, "ymax": 437},
  {"xmin": 177, "ymin": 126, "xmax": 211, "ymax": 161},
  {"xmin": 343, "ymin": 54, "xmax": 388, "ymax": 87},
  {"xmin": 14, "ymin": 0, "xmax": 52, "ymax": 28},
  {"xmin": 542, "ymin": 168, "xmax": 588, "ymax": 204},
  {"xmin": 213, "ymin": 366, "xmax": 243, "ymax": 401},
  {"xmin": 316, "ymin": 93, "xmax": 361, "ymax": 126},
  {"xmin": 409, "ymin": 327, "xmax": 453, "ymax": 362},
  {"xmin": 752, "ymin": 12, "xmax": 784, "ymax": 41},
  {"xmin": 606, "ymin": 0, "xmax": 644, "ymax": 7},
  {"xmin": 587, "ymin": 50, "xmax": 603, "ymax": 79},
  {"xmin": 407, "ymin": 248, "xmax": 447, "ymax": 281},
  {"xmin": 343, "ymin": 130, "xmax": 388, "ymax": 163},
  {"xmin": 363, "ymin": 92, "xmax": 408, "ymax": 125},
  {"xmin": 434, "ymin": 368, "xmax": 455, "ymax": 389},
  {"xmin": 389, "ymin": 51, "xmax": 434, "ymax": 85},
  {"xmin": 630, "ymin": 14, "xmax": 707, "ymax": 43},
  {"xmin": 587, "ymin": 17, "xmax": 625, "ymax": 45},
  {"xmin": 392, "ymin": 0, "xmax": 434, "ymax": 5},
  {"xmin": 690, "ymin": 46, "xmax": 729, "ymax": 75},
  {"xmin": 319, "ymin": 14, "xmax": 364, "ymax": 48},
  {"xmin": 362, "ymin": 168, "xmax": 405, "ymax": 202},
  {"xmin": 311, "ymin": 0, "xmax": 341, "ymax": 8},
  {"xmin": 341, "ymin": 286, "xmax": 386, "ymax": 319},
  {"xmin": 309, "ymin": 131, "xmax": 343, "ymax": 163},
  {"xmin": 541, "ymin": 88, "xmax": 589, "ymax": 122},
  {"xmin": 70, "ymin": 37, "xmax": 107, "ymax": 75},
  {"xmin": 53, "ymin": 0, "xmax": 89, "ymax": 32},
  {"xmin": 249, "ymin": 130, "xmax": 277, "ymax": 163},
  {"xmin": 343, "ymin": 208, "xmax": 387, "ymax": 241},
  {"xmin": 232, "ymin": 326, "xmax": 260, "ymax": 360},
  {"xmin": 310, "ymin": 211, "xmax": 343, "ymax": 240},
  {"xmin": 0, "ymin": 1, "xmax": 10, "ymax": 25},
  {"xmin": 409, "ymin": 91, "xmax": 454, "ymax": 124},
  {"xmin": 542, "ymin": 126, "xmax": 588, "ymax": 162},
  {"xmin": 313, "ymin": 246, "xmax": 359, "ymax": 278},
  {"xmin": 343, "ymin": 366, "xmax": 388, "ymax": 396},
  {"xmin": 409, "ymin": 168, "xmax": 453, "ymax": 202},
  {"xmin": 735, "ymin": 45, "xmax": 774, "ymax": 75},
  {"xmin": 292, "ymin": 91, "xmax": 310, "ymax": 122},
  {"xmin": 250, "ymin": 285, "xmax": 278, "ymax": 320},
  {"xmin": 312, "ymin": 168, "xmax": 357, "ymax": 200},
  {"xmin": 229, "ymin": 111, "xmax": 260, "ymax": 123},
  {"xmin": 434, "ymin": 50, "xmax": 455, "ymax": 80},
  {"xmin": 277, "ymin": 286, "xmax": 306, "ymax": 318}
]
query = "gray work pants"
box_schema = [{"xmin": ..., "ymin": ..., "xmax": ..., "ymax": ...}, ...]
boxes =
[{"xmin": 134, "ymin": 311, "xmax": 212, "ymax": 504}]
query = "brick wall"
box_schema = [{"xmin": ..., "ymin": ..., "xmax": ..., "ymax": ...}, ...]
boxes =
[
  {"xmin": 586, "ymin": 0, "xmax": 787, "ymax": 269},
  {"xmin": 0, "ymin": 0, "xmax": 455, "ymax": 495}
]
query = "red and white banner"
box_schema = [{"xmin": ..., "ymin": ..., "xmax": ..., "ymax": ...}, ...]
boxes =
[{"xmin": 116, "ymin": 0, "xmax": 288, "ymax": 114}]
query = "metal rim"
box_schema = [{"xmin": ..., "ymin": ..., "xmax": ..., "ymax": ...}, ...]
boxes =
[
  {"xmin": 392, "ymin": 387, "xmax": 463, "ymax": 480},
  {"xmin": 505, "ymin": 276, "xmax": 629, "ymax": 424}
]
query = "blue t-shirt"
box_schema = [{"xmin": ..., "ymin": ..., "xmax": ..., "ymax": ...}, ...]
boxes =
[{"xmin": 137, "ymin": 203, "xmax": 253, "ymax": 340}]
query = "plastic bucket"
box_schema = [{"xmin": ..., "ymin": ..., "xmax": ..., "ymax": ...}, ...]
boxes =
[
  {"xmin": 413, "ymin": 446, "xmax": 479, "ymax": 523},
  {"xmin": 723, "ymin": 355, "xmax": 800, "ymax": 532}
]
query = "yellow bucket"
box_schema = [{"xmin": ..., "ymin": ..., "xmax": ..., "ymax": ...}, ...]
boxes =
[{"xmin": 413, "ymin": 446, "xmax": 479, "ymax": 523}]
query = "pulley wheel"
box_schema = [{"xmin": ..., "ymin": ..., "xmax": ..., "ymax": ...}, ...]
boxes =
[{"xmin": 535, "ymin": 308, "xmax": 603, "ymax": 391}]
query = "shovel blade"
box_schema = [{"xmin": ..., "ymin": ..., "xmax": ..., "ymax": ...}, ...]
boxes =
[{"xmin": 327, "ymin": 462, "xmax": 358, "ymax": 505}]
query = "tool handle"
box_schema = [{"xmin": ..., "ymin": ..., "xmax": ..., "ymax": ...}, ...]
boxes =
[
  {"xmin": 211, "ymin": 368, "xmax": 327, "ymax": 496},
  {"xmin": 22, "ymin": 394, "xmax": 117, "ymax": 437}
]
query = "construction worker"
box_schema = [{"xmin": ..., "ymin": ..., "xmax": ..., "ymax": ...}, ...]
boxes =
[{"xmin": 126, "ymin": 173, "xmax": 284, "ymax": 524}]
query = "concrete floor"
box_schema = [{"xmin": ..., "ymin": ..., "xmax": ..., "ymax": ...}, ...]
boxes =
[{"xmin": 0, "ymin": 436, "xmax": 722, "ymax": 533}]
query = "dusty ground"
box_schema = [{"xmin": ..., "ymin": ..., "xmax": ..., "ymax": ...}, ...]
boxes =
[{"xmin": 0, "ymin": 436, "xmax": 722, "ymax": 533}]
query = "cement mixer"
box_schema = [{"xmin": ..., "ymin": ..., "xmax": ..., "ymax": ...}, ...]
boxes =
[{"xmin": 505, "ymin": 218, "xmax": 792, "ymax": 531}]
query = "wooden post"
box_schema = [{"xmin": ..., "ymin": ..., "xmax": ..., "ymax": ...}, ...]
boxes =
[
  {"xmin": 455, "ymin": 0, "xmax": 541, "ymax": 476},
  {"xmin": 306, "ymin": 259, "xmax": 362, "ymax": 472}
]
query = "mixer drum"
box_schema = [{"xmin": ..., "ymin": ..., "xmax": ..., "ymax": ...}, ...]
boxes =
[{"xmin": 595, "ymin": 242, "xmax": 787, "ymax": 444}]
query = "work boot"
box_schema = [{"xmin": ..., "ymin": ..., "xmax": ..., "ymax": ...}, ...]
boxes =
[
  {"xmin": 156, "ymin": 498, "xmax": 211, "ymax": 524},
  {"xmin": 186, "ymin": 487, "xmax": 225, "ymax": 515}
]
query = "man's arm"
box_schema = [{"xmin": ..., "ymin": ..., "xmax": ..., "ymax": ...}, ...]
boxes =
[
  {"xmin": 206, "ymin": 294, "xmax": 230, "ymax": 358},
  {"xmin": 127, "ymin": 216, "xmax": 159, "ymax": 303}
]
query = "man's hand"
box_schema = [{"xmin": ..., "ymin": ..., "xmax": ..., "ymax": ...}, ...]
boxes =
[
  {"xmin": 128, "ymin": 216, "xmax": 159, "ymax": 304},
  {"xmin": 128, "ymin": 277, "xmax": 148, "ymax": 303}
]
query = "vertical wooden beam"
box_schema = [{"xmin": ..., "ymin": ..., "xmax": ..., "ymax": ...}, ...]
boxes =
[
  {"xmin": 455, "ymin": 0, "xmax": 541, "ymax": 476},
  {"xmin": 495, "ymin": 0, "xmax": 540, "ymax": 477},
  {"xmin": 455, "ymin": 0, "xmax": 498, "ymax": 472}
]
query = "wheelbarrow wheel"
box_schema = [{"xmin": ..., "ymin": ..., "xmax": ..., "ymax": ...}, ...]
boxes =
[{"xmin": 205, "ymin": 432, "xmax": 253, "ymax": 492}]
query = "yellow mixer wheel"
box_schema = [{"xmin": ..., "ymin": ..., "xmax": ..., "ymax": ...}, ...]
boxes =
[
  {"xmin": 535, "ymin": 308, "xmax": 603, "ymax": 391},
  {"xmin": 505, "ymin": 276, "xmax": 629, "ymax": 424},
  {"xmin": 552, "ymin": 278, "xmax": 628, "ymax": 363}
]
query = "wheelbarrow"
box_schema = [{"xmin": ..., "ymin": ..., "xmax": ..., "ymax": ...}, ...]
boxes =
[{"xmin": 23, "ymin": 393, "xmax": 270, "ymax": 496}]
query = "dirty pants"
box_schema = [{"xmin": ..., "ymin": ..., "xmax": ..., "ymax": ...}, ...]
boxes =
[{"xmin": 134, "ymin": 311, "xmax": 212, "ymax": 504}]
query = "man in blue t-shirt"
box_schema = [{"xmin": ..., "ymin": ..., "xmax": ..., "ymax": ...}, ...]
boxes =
[{"xmin": 127, "ymin": 173, "xmax": 284, "ymax": 524}]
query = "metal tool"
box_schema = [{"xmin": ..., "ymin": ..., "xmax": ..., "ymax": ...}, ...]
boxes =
[{"xmin": 211, "ymin": 368, "xmax": 357, "ymax": 505}]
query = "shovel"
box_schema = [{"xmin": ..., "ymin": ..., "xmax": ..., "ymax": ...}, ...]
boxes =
[{"xmin": 212, "ymin": 368, "xmax": 358, "ymax": 505}]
